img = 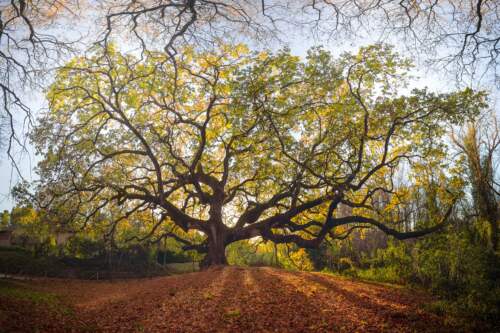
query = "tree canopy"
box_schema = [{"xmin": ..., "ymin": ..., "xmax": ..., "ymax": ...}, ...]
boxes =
[
  {"xmin": 31, "ymin": 43, "xmax": 485, "ymax": 266},
  {"xmin": 2, "ymin": 0, "xmax": 498, "ymax": 165}
]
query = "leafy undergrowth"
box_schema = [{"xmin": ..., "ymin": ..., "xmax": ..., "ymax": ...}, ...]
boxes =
[{"xmin": 0, "ymin": 267, "xmax": 489, "ymax": 332}]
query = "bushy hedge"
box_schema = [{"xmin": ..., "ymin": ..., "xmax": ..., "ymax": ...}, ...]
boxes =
[{"xmin": 0, "ymin": 246, "xmax": 169, "ymax": 279}]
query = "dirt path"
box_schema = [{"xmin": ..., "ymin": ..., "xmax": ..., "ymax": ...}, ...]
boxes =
[{"xmin": 0, "ymin": 266, "xmax": 454, "ymax": 332}]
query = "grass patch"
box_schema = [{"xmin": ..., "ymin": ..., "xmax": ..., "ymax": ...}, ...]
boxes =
[
  {"xmin": 422, "ymin": 300, "xmax": 448, "ymax": 316},
  {"xmin": 0, "ymin": 279, "xmax": 83, "ymax": 332},
  {"xmin": 354, "ymin": 267, "xmax": 405, "ymax": 284},
  {"xmin": 165, "ymin": 262, "xmax": 199, "ymax": 274},
  {"xmin": 0, "ymin": 279, "xmax": 73, "ymax": 315},
  {"xmin": 319, "ymin": 268, "xmax": 404, "ymax": 289},
  {"xmin": 0, "ymin": 280, "xmax": 57, "ymax": 304}
]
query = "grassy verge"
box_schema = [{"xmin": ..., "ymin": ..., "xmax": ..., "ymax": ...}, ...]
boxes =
[
  {"xmin": 0, "ymin": 280, "xmax": 60, "ymax": 306},
  {"xmin": 165, "ymin": 262, "xmax": 199, "ymax": 274},
  {"xmin": 320, "ymin": 268, "xmax": 499, "ymax": 332},
  {"xmin": 0, "ymin": 279, "xmax": 81, "ymax": 332}
]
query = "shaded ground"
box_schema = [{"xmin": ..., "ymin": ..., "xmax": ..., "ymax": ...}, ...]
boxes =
[{"xmin": 0, "ymin": 266, "xmax": 463, "ymax": 332}]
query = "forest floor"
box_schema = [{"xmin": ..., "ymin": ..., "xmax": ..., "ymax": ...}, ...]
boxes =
[{"xmin": 0, "ymin": 266, "xmax": 465, "ymax": 332}]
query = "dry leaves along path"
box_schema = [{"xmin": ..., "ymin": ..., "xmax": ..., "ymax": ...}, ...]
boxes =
[{"xmin": 0, "ymin": 266, "xmax": 453, "ymax": 332}]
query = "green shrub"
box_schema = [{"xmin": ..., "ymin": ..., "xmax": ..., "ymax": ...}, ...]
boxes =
[{"xmin": 345, "ymin": 230, "xmax": 500, "ymax": 326}]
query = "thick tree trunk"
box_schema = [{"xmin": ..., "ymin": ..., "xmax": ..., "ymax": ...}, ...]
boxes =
[
  {"xmin": 200, "ymin": 224, "xmax": 228, "ymax": 269},
  {"xmin": 201, "ymin": 242, "xmax": 227, "ymax": 268}
]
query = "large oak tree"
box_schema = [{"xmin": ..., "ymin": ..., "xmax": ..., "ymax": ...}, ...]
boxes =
[{"xmin": 31, "ymin": 43, "xmax": 485, "ymax": 266}]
